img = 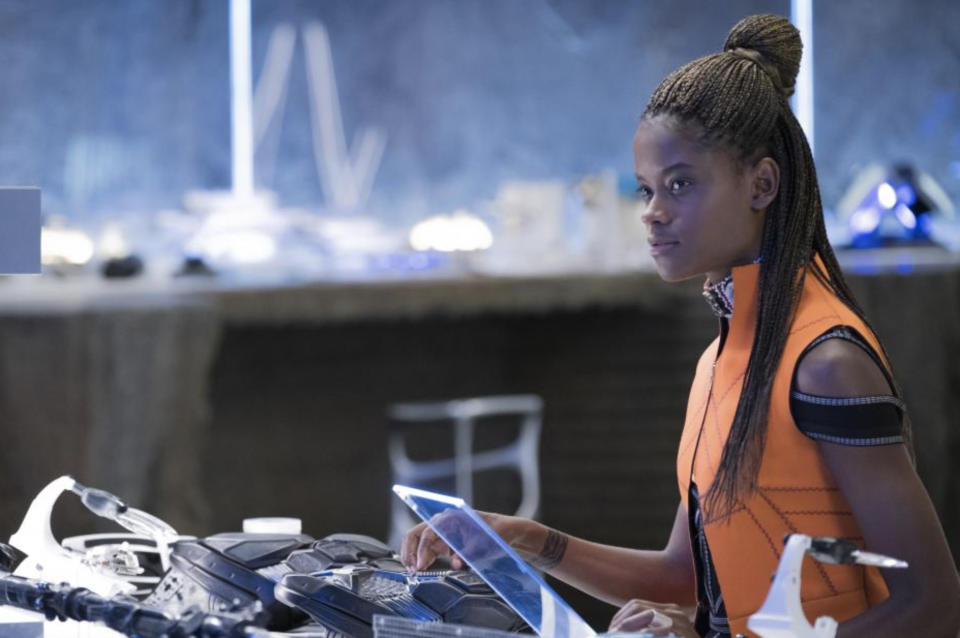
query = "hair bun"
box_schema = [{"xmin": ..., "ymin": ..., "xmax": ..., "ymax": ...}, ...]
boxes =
[{"xmin": 723, "ymin": 14, "xmax": 802, "ymax": 99}]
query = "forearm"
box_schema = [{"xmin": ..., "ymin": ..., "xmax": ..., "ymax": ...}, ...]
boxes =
[{"xmin": 511, "ymin": 521, "xmax": 696, "ymax": 607}]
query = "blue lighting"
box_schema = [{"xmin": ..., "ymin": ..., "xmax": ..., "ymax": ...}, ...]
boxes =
[
  {"xmin": 846, "ymin": 168, "xmax": 937, "ymax": 248},
  {"xmin": 896, "ymin": 183, "xmax": 916, "ymax": 207},
  {"xmin": 894, "ymin": 204, "xmax": 916, "ymax": 230},
  {"xmin": 850, "ymin": 208, "xmax": 881, "ymax": 234},
  {"xmin": 877, "ymin": 182, "xmax": 897, "ymax": 209}
]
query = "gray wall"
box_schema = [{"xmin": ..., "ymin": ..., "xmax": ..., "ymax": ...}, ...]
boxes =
[{"xmin": 0, "ymin": 0, "xmax": 956, "ymax": 229}]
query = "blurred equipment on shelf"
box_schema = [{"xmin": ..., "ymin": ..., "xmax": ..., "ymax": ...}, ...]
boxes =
[
  {"xmin": 470, "ymin": 180, "xmax": 568, "ymax": 274},
  {"xmin": 832, "ymin": 162, "xmax": 958, "ymax": 249},
  {"xmin": 386, "ymin": 395, "xmax": 542, "ymax": 548},
  {"xmin": 41, "ymin": 222, "xmax": 95, "ymax": 269},
  {"xmin": 409, "ymin": 209, "xmax": 493, "ymax": 254}
]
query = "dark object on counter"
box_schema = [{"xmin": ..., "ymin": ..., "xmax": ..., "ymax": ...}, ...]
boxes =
[
  {"xmin": 138, "ymin": 531, "xmax": 528, "ymax": 637},
  {"xmin": 176, "ymin": 256, "xmax": 216, "ymax": 277},
  {"xmin": 284, "ymin": 533, "xmax": 401, "ymax": 574},
  {"xmin": 101, "ymin": 255, "xmax": 144, "ymax": 278},
  {"xmin": 0, "ymin": 542, "xmax": 26, "ymax": 573},
  {"xmin": 147, "ymin": 532, "xmax": 314, "ymax": 631},
  {"xmin": 0, "ymin": 572, "xmax": 267, "ymax": 637},
  {"xmin": 276, "ymin": 566, "xmax": 528, "ymax": 638}
]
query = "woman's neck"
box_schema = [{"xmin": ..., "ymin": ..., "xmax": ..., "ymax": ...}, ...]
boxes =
[
  {"xmin": 705, "ymin": 268, "xmax": 732, "ymax": 286},
  {"xmin": 702, "ymin": 255, "xmax": 762, "ymax": 319}
]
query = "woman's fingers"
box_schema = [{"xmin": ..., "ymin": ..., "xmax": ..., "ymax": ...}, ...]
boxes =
[
  {"xmin": 416, "ymin": 526, "xmax": 454, "ymax": 570},
  {"xmin": 400, "ymin": 522, "xmax": 426, "ymax": 568},
  {"xmin": 609, "ymin": 599, "xmax": 680, "ymax": 635},
  {"xmin": 609, "ymin": 599, "xmax": 647, "ymax": 629},
  {"xmin": 610, "ymin": 608, "xmax": 656, "ymax": 632},
  {"xmin": 401, "ymin": 510, "xmax": 507, "ymax": 572}
]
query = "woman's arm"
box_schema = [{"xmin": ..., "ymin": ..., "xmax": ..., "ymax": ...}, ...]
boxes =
[
  {"xmin": 825, "ymin": 443, "xmax": 960, "ymax": 637},
  {"xmin": 401, "ymin": 501, "xmax": 696, "ymax": 607},
  {"xmin": 546, "ymin": 501, "xmax": 697, "ymax": 606},
  {"xmin": 796, "ymin": 339, "xmax": 960, "ymax": 637}
]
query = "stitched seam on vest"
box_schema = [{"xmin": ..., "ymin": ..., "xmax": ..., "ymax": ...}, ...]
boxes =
[
  {"xmin": 703, "ymin": 503, "xmax": 746, "ymax": 526},
  {"xmin": 760, "ymin": 485, "xmax": 839, "ymax": 492},
  {"xmin": 741, "ymin": 505, "xmax": 781, "ymax": 559},
  {"xmin": 716, "ymin": 372, "xmax": 746, "ymax": 404},
  {"xmin": 691, "ymin": 397, "xmax": 717, "ymax": 479},
  {"xmin": 757, "ymin": 490, "xmax": 839, "ymax": 595},
  {"xmin": 679, "ymin": 387, "xmax": 712, "ymax": 463},
  {"xmin": 678, "ymin": 426, "xmax": 699, "ymax": 470},
  {"xmin": 789, "ymin": 313, "xmax": 842, "ymax": 336},
  {"xmin": 702, "ymin": 389, "xmax": 720, "ymax": 469}
]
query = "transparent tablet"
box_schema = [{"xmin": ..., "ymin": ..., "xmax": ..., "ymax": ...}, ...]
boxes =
[{"xmin": 393, "ymin": 485, "xmax": 596, "ymax": 638}]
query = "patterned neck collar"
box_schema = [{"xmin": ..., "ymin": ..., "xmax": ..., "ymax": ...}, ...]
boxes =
[{"xmin": 702, "ymin": 257, "xmax": 762, "ymax": 319}]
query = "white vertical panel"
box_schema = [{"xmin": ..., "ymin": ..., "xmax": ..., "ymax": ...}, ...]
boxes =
[
  {"xmin": 791, "ymin": 0, "xmax": 815, "ymax": 158},
  {"xmin": 230, "ymin": 0, "xmax": 255, "ymax": 199}
]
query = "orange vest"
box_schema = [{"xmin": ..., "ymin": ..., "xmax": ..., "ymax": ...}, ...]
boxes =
[{"xmin": 676, "ymin": 258, "xmax": 891, "ymax": 637}]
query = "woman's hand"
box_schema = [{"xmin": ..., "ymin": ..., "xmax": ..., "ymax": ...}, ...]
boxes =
[
  {"xmin": 608, "ymin": 599, "xmax": 698, "ymax": 637},
  {"xmin": 400, "ymin": 511, "xmax": 540, "ymax": 571}
]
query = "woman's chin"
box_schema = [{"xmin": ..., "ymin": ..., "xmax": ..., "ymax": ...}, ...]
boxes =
[
  {"xmin": 652, "ymin": 263, "xmax": 685, "ymax": 283},
  {"xmin": 653, "ymin": 262, "xmax": 701, "ymax": 284}
]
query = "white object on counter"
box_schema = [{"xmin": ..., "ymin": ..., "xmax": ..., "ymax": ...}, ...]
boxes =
[{"xmin": 243, "ymin": 517, "xmax": 303, "ymax": 534}]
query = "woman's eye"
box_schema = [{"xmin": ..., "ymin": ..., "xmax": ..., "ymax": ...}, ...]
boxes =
[
  {"xmin": 635, "ymin": 185, "xmax": 653, "ymax": 201},
  {"xmin": 670, "ymin": 179, "xmax": 691, "ymax": 194}
]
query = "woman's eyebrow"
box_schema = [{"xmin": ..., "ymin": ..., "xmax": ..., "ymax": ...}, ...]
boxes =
[{"xmin": 635, "ymin": 162, "xmax": 695, "ymax": 181}]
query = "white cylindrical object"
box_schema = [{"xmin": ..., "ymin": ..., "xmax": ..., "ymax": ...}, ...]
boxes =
[
  {"xmin": 242, "ymin": 517, "xmax": 302, "ymax": 534},
  {"xmin": 791, "ymin": 0, "xmax": 815, "ymax": 158}
]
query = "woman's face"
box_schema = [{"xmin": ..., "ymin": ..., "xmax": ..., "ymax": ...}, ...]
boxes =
[{"xmin": 632, "ymin": 115, "xmax": 772, "ymax": 283}]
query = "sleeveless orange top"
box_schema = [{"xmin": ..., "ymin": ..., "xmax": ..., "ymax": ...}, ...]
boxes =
[{"xmin": 675, "ymin": 257, "xmax": 891, "ymax": 637}]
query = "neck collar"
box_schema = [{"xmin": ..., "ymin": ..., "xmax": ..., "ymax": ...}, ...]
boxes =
[{"xmin": 702, "ymin": 257, "xmax": 763, "ymax": 319}]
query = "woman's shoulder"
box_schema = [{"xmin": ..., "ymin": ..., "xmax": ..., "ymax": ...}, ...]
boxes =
[{"xmin": 794, "ymin": 336, "xmax": 893, "ymax": 398}]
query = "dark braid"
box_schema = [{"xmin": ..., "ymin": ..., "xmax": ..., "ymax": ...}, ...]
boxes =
[{"xmin": 641, "ymin": 14, "xmax": 914, "ymax": 518}]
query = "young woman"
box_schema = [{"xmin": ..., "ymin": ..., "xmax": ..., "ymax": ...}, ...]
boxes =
[{"xmin": 401, "ymin": 14, "xmax": 960, "ymax": 638}]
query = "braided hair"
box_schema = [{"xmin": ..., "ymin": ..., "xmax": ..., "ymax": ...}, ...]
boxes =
[{"xmin": 641, "ymin": 14, "xmax": 913, "ymax": 518}]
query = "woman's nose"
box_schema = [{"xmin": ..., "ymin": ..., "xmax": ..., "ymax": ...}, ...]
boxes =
[{"xmin": 640, "ymin": 195, "xmax": 671, "ymax": 226}]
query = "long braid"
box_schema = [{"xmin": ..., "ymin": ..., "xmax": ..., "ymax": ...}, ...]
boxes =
[{"xmin": 640, "ymin": 14, "xmax": 914, "ymax": 518}]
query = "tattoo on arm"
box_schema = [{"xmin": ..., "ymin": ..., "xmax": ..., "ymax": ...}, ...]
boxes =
[{"xmin": 526, "ymin": 529, "xmax": 569, "ymax": 571}]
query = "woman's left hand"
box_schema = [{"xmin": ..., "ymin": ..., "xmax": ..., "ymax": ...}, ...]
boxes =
[{"xmin": 608, "ymin": 599, "xmax": 698, "ymax": 637}]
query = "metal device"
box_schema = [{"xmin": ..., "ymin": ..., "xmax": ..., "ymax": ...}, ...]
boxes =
[
  {"xmin": 0, "ymin": 572, "xmax": 269, "ymax": 638},
  {"xmin": 747, "ymin": 534, "xmax": 908, "ymax": 638}
]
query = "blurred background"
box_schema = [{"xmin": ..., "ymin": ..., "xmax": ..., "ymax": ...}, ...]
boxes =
[{"xmin": 0, "ymin": 0, "xmax": 958, "ymax": 627}]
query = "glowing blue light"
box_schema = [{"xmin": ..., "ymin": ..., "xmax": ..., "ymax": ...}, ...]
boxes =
[
  {"xmin": 877, "ymin": 182, "xmax": 897, "ymax": 209},
  {"xmin": 894, "ymin": 203, "xmax": 917, "ymax": 230},
  {"xmin": 850, "ymin": 208, "xmax": 881, "ymax": 234},
  {"xmin": 896, "ymin": 184, "xmax": 916, "ymax": 207}
]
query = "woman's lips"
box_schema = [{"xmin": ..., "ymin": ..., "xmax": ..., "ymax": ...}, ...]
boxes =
[{"xmin": 649, "ymin": 241, "xmax": 679, "ymax": 256}]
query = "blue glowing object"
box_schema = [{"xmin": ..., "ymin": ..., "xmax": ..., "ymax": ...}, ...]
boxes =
[
  {"xmin": 847, "ymin": 174, "xmax": 933, "ymax": 248},
  {"xmin": 850, "ymin": 208, "xmax": 881, "ymax": 234},
  {"xmin": 896, "ymin": 183, "xmax": 916, "ymax": 207},
  {"xmin": 877, "ymin": 182, "xmax": 897, "ymax": 209}
]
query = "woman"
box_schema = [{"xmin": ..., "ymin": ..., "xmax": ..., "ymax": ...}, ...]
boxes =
[{"xmin": 402, "ymin": 14, "xmax": 960, "ymax": 638}]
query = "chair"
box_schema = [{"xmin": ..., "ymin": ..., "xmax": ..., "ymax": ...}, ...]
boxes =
[{"xmin": 387, "ymin": 394, "xmax": 542, "ymax": 549}]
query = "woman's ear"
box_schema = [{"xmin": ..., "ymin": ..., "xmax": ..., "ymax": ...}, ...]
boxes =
[{"xmin": 751, "ymin": 157, "xmax": 780, "ymax": 211}]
